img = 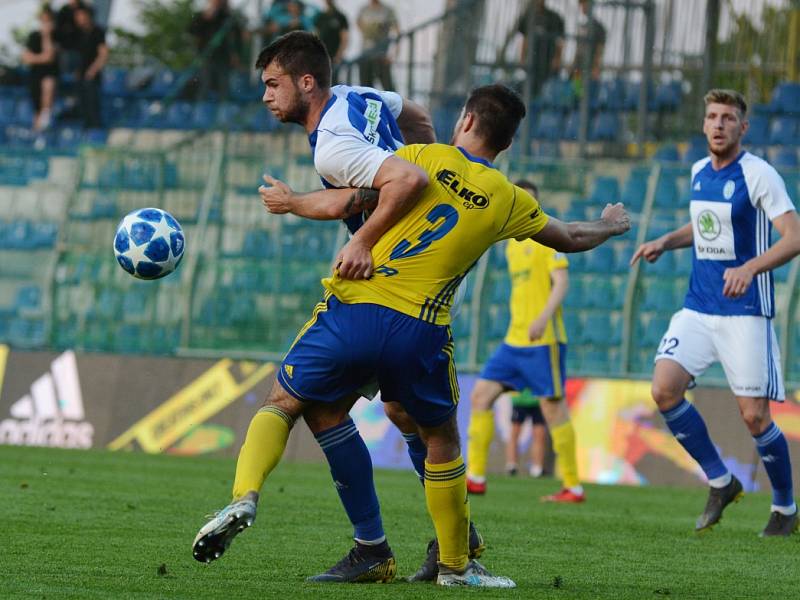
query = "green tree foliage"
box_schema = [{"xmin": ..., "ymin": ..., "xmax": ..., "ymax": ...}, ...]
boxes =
[
  {"xmin": 111, "ymin": 0, "xmax": 196, "ymax": 69},
  {"xmin": 714, "ymin": 5, "xmax": 794, "ymax": 101}
]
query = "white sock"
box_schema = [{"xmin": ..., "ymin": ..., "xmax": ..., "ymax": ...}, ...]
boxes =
[
  {"xmin": 529, "ymin": 464, "xmax": 543, "ymax": 477},
  {"xmin": 569, "ymin": 485, "xmax": 584, "ymax": 495},
  {"xmin": 708, "ymin": 472, "xmax": 732, "ymax": 489},
  {"xmin": 772, "ymin": 503, "xmax": 797, "ymax": 516}
]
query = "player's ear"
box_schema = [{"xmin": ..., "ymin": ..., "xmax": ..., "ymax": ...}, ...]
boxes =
[
  {"xmin": 462, "ymin": 112, "xmax": 475, "ymax": 133},
  {"xmin": 299, "ymin": 74, "xmax": 315, "ymax": 92}
]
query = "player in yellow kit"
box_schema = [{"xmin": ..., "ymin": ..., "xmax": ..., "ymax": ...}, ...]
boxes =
[
  {"xmin": 466, "ymin": 180, "xmax": 584, "ymax": 503},
  {"xmin": 196, "ymin": 84, "xmax": 629, "ymax": 586}
]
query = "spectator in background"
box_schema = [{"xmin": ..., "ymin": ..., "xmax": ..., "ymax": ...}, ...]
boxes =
[
  {"xmin": 497, "ymin": 0, "xmax": 564, "ymax": 98},
  {"xmin": 357, "ymin": 0, "xmax": 398, "ymax": 90},
  {"xmin": 571, "ymin": 0, "xmax": 605, "ymax": 82},
  {"xmin": 314, "ymin": 0, "xmax": 349, "ymax": 80},
  {"xmin": 74, "ymin": 4, "xmax": 107, "ymax": 129},
  {"xmin": 189, "ymin": 0, "xmax": 244, "ymax": 100},
  {"xmin": 22, "ymin": 6, "xmax": 59, "ymax": 132},
  {"xmin": 505, "ymin": 389, "xmax": 548, "ymax": 478},
  {"xmin": 263, "ymin": 0, "xmax": 315, "ymax": 44},
  {"xmin": 55, "ymin": 0, "xmax": 84, "ymax": 73}
]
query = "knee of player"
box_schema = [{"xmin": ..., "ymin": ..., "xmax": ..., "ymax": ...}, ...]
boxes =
[
  {"xmin": 650, "ymin": 381, "xmax": 683, "ymax": 410},
  {"xmin": 739, "ymin": 403, "xmax": 771, "ymax": 434},
  {"xmin": 383, "ymin": 401, "xmax": 417, "ymax": 433}
]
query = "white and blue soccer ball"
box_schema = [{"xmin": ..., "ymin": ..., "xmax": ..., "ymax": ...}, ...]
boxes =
[{"xmin": 114, "ymin": 208, "xmax": 185, "ymax": 279}]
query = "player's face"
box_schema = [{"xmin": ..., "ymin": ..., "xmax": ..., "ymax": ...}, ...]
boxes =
[
  {"xmin": 703, "ymin": 102, "xmax": 747, "ymax": 158},
  {"xmin": 261, "ymin": 63, "xmax": 309, "ymax": 125}
]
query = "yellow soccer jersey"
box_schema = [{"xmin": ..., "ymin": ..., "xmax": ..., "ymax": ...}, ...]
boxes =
[
  {"xmin": 504, "ymin": 238, "xmax": 568, "ymax": 347},
  {"xmin": 324, "ymin": 144, "xmax": 549, "ymax": 325}
]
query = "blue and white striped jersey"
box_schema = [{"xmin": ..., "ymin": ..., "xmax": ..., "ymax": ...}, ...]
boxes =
[
  {"xmin": 685, "ymin": 151, "xmax": 795, "ymax": 317},
  {"xmin": 308, "ymin": 85, "xmax": 405, "ymax": 233}
]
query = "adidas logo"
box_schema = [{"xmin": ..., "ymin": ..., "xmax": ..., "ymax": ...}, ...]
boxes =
[
  {"xmin": 761, "ymin": 454, "xmax": 777, "ymax": 463},
  {"xmin": 694, "ymin": 181, "xmax": 701, "ymax": 191},
  {"xmin": 0, "ymin": 350, "xmax": 94, "ymax": 448},
  {"xmin": 675, "ymin": 432, "xmax": 689, "ymax": 440}
]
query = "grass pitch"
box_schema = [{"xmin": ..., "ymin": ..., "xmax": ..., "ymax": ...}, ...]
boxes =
[{"xmin": 3, "ymin": 445, "xmax": 798, "ymax": 599}]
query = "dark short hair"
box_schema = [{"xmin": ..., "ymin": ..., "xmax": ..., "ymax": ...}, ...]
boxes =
[
  {"xmin": 704, "ymin": 89, "xmax": 747, "ymax": 117},
  {"xmin": 464, "ymin": 84, "xmax": 526, "ymax": 153},
  {"xmin": 75, "ymin": 3, "xmax": 94, "ymax": 17},
  {"xmin": 255, "ymin": 31, "xmax": 331, "ymax": 89},
  {"xmin": 514, "ymin": 179, "xmax": 538, "ymax": 197}
]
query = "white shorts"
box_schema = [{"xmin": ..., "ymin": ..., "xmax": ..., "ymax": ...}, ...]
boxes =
[{"xmin": 654, "ymin": 308, "xmax": 785, "ymax": 401}]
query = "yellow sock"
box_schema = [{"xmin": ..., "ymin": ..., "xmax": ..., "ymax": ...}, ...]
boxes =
[
  {"xmin": 550, "ymin": 420, "xmax": 579, "ymax": 489},
  {"xmin": 231, "ymin": 406, "xmax": 293, "ymax": 499},
  {"xmin": 424, "ymin": 456, "xmax": 469, "ymax": 572},
  {"xmin": 466, "ymin": 410, "xmax": 494, "ymax": 479}
]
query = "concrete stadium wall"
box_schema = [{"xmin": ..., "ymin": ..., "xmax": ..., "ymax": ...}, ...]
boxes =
[{"xmin": 1, "ymin": 345, "xmax": 799, "ymax": 494}]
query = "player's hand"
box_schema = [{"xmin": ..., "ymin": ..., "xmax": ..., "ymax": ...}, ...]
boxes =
[
  {"xmin": 601, "ymin": 203, "xmax": 631, "ymax": 235},
  {"xmin": 722, "ymin": 264, "xmax": 755, "ymax": 298},
  {"xmin": 259, "ymin": 174, "xmax": 294, "ymax": 214},
  {"xmin": 630, "ymin": 239, "xmax": 665, "ymax": 265},
  {"xmin": 336, "ymin": 237, "xmax": 373, "ymax": 280},
  {"xmin": 528, "ymin": 316, "xmax": 548, "ymax": 342}
]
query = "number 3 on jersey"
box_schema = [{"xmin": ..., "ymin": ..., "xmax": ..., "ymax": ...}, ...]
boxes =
[{"xmin": 390, "ymin": 204, "xmax": 459, "ymax": 260}]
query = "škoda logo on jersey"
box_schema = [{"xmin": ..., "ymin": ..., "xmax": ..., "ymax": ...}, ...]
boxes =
[{"xmin": 435, "ymin": 169, "xmax": 490, "ymax": 210}]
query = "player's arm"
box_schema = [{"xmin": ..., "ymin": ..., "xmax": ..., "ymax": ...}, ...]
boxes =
[
  {"xmin": 529, "ymin": 268, "xmax": 568, "ymax": 342},
  {"xmin": 531, "ymin": 203, "xmax": 630, "ymax": 252},
  {"xmin": 722, "ymin": 210, "xmax": 800, "ymax": 298},
  {"xmin": 336, "ymin": 156, "xmax": 429, "ymax": 279},
  {"xmin": 396, "ymin": 98, "xmax": 435, "ymax": 144},
  {"xmin": 259, "ymin": 175, "xmax": 378, "ymax": 220},
  {"xmin": 630, "ymin": 223, "xmax": 693, "ymax": 265}
]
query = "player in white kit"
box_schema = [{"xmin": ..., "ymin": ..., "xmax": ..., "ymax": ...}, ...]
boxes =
[{"xmin": 631, "ymin": 89, "xmax": 800, "ymax": 536}]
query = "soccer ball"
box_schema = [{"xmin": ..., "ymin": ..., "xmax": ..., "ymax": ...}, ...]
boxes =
[{"xmin": 113, "ymin": 208, "xmax": 185, "ymax": 280}]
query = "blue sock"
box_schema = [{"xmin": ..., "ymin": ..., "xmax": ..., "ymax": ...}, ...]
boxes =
[
  {"xmin": 661, "ymin": 399, "xmax": 728, "ymax": 480},
  {"xmin": 315, "ymin": 418, "xmax": 385, "ymax": 543},
  {"xmin": 754, "ymin": 422, "xmax": 795, "ymax": 510},
  {"xmin": 402, "ymin": 432, "xmax": 427, "ymax": 484}
]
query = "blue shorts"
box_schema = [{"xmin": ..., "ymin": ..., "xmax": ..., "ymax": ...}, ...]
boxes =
[
  {"xmin": 480, "ymin": 342, "xmax": 567, "ymax": 399},
  {"xmin": 278, "ymin": 295, "xmax": 459, "ymax": 427},
  {"xmin": 511, "ymin": 404, "xmax": 545, "ymax": 425}
]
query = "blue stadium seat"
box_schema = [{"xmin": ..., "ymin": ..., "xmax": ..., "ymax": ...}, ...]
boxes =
[
  {"xmin": 13, "ymin": 99, "xmax": 34, "ymax": 127},
  {"xmin": 563, "ymin": 277, "xmax": 585, "ymax": 309},
  {"xmin": 539, "ymin": 78, "xmax": 575, "ymax": 111},
  {"xmin": 0, "ymin": 98, "xmax": 16, "ymax": 125},
  {"xmin": 25, "ymin": 156, "xmax": 48, "ymax": 180},
  {"xmin": 769, "ymin": 82, "xmax": 800, "ymax": 115},
  {"xmin": 563, "ymin": 111, "xmax": 580, "ymax": 141},
  {"xmin": 583, "ymin": 277, "xmax": 616, "ymax": 309},
  {"xmin": 640, "ymin": 317, "xmax": 669, "ymax": 348},
  {"xmin": 596, "ymin": 79, "xmax": 625, "ymax": 111},
  {"xmin": 641, "ymin": 278, "xmax": 678, "ymax": 311},
  {"xmin": 432, "ymin": 106, "xmax": 459, "ymax": 144},
  {"xmin": 534, "ymin": 111, "xmax": 563, "ymax": 140},
  {"xmin": 744, "ymin": 115, "xmax": 770, "ymax": 146},
  {"xmin": 582, "ymin": 312, "xmax": 617, "ymax": 345},
  {"xmin": 769, "ymin": 117, "xmax": 798, "ymax": 146},
  {"xmin": 622, "ymin": 80, "xmax": 656, "ymax": 111},
  {"xmin": 192, "ymin": 102, "xmax": 218, "ymax": 129},
  {"xmin": 102, "ymin": 67, "xmax": 129, "ymax": 97},
  {"xmin": 653, "ymin": 173, "xmax": 679, "ymax": 208},
  {"xmin": 621, "ymin": 168, "xmax": 649, "ymax": 212},
  {"xmin": 165, "ymin": 101, "xmax": 194, "ymax": 129},
  {"xmin": 654, "ymin": 144, "xmax": 680, "ymax": 163},
  {"xmin": 490, "ymin": 278, "xmax": 511, "ymax": 304},
  {"xmin": 14, "ymin": 285, "xmax": 41, "ymax": 310},
  {"xmin": 591, "ymin": 112, "xmax": 620, "ymax": 141},
  {"xmin": 774, "ymin": 148, "xmax": 799, "ymax": 170},
  {"xmin": 654, "ymin": 81, "xmax": 682, "ymax": 112},
  {"xmin": 241, "ymin": 230, "xmax": 274, "ymax": 258},
  {"xmin": 216, "ymin": 102, "xmax": 243, "ymax": 130},
  {"xmin": 583, "ymin": 246, "xmax": 614, "ymax": 272},
  {"xmin": 590, "ymin": 176, "xmax": 620, "ymax": 205},
  {"xmin": 530, "ymin": 141, "xmax": 560, "ymax": 158},
  {"xmin": 145, "ymin": 70, "xmax": 179, "ymax": 98},
  {"xmin": 683, "ymin": 137, "xmax": 707, "ymax": 164}
]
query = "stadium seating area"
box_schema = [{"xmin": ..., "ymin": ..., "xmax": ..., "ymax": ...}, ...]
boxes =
[{"xmin": 1, "ymin": 75, "xmax": 800, "ymax": 383}]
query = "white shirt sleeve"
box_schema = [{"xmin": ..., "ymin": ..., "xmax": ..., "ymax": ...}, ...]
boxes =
[
  {"xmin": 314, "ymin": 129, "xmax": 394, "ymax": 189},
  {"xmin": 743, "ymin": 156, "xmax": 796, "ymax": 220},
  {"xmin": 346, "ymin": 85, "xmax": 403, "ymax": 118}
]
